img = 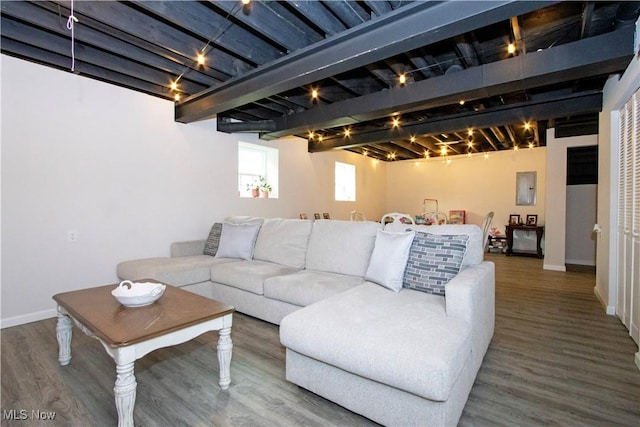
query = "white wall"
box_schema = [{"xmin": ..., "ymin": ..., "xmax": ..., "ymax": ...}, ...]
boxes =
[
  {"xmin": 543, "ymin": 131, "xmax": 598, "ymax": 271},
  {"xmin": 385, "ymin": 148, "xmax": 546, "ymax": 234},
  {"xmin": 0, "ymin": 55, "xmax": 387, "ymax": 327}
]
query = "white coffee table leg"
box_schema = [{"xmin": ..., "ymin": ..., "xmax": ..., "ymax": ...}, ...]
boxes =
[
  {"xmin": 217, "ymin": 327, "xmax": 232, "ymax": 389},
  {"xmin": 114, "ymin": 360, "xmax": 137, "ymax": 427},
  {"xmin": 56, "ymin": 308, "xmax": 73, "ymax": 366}
]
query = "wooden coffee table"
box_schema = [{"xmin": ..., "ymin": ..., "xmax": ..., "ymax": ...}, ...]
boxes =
[{"xmin": 53, "ymin": 282, "xmax": 234, "ymax": 427}]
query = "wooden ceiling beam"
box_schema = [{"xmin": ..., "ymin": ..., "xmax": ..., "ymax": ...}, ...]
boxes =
[
  {"xmin": 284, "ymin": 0, "xmax": 347, "ymax": 36},
  {"xmin": 208, "ymin": 0, "xmax": 320, "ymax": 51},
  {"xmin": 2, "ymin": 1, "xmax": 222, "ymax": 87},
  {"xmin": 132, "ymin": 0, "xmax": 282, "ymax": 65},
  {"xmin": 176, "ymin": 1, "xmax": 552, "ymax": 122},
  {"xmin": 67, "ymin": 0, "xmax": 251, "ymax": 77},
  {"xmin": 1, "ymin": 17, "xmax": 208, "ymax": 95},
  {"xmin": 262, "ymin": 24, "xmax": 633, "ymax": 139},
  {"xmin": 308, "ymin": 90, "xmax": 603, "ymax": 152},
  {"xmin": 1, "ymin": 38, "xmax": 173, "ymax": 99}
]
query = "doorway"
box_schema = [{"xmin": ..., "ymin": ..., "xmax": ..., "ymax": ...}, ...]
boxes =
[{"xmin": 565, "ymin": 145, "xmax": 598, "ymax": 270}]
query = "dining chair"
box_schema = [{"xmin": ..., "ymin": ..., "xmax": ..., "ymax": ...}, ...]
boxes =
[
  {"xmin": 350, "ymin": 211, "xmax": 366, "ymax": 221},
  {"xmin": 380, "ymin": 212, "xmax": 415, "ymax": 225},
  {"xmin": 481, "ymin": 211, "xmax": 495, "ymax": 250}
]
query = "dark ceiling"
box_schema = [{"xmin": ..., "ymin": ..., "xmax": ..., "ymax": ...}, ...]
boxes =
[{"xmin": 2, "ymin": 1, "xmax": 639, "ymax": 161}]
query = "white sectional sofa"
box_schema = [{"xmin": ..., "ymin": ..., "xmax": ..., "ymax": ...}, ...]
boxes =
[
  {"xmin": 118, "ymin": 217, "xmax": 382, "ymax": 324},
  {"xmin": 117, "ymin": 216, "xmax": 495, "ymax": 426}
]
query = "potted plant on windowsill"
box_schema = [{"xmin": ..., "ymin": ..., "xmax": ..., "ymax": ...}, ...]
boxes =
[
  {"xmin": 258, "ymin": 176, "xmax": 272, "ymax": 198},
  {"xmin": 246, "ymin": 181, "xmax": 259, "ymax": 198}
]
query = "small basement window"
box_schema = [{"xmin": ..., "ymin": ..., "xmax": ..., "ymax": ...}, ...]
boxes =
[
  {"xmin": 238, "ymin": 142, "xmax": 278, "ymax": 198},
  {"xmin": 335, "ymin": 161, "xmax": 356, "ymax": 201}
]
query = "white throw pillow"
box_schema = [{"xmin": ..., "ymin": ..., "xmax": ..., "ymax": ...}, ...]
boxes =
[
  {"xmin": 365, "ymin": 229, "xmax": 416, "ymax": 292},
  {"xmin": 215, "ymin": 222, "xmax": 262, "ymax": 260}
]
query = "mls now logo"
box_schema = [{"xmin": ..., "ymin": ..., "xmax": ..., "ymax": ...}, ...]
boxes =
[
  {"xmin": 2, "ymin": 409, "xmax": 28, "ymax": 420},
  {"xmin": 2, "ymin": 409, "xmax": 56, "ymax": 420},
  {"xmin": 31, "ymin": 410, "xmax": 57, "ymax": 420}
]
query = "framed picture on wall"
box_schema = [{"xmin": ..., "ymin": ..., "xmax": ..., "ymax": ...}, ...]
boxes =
[
  {"xmin": 526, "ymin": 214, "xmax": 538, "ymax": 226},
  {"xmin": 449, "ymin": 210, "xmax": 466, "ymax": 224},
  {"xmin": 509, "ymin": 214, "xmax": 521, "ymax": 225}
]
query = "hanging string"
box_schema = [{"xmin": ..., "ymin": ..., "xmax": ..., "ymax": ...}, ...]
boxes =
[{"xmin": 66, "ymin": 0, "xmax": 78, "ymax": 72}]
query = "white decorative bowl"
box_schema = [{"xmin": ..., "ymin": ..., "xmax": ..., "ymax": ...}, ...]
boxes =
[{"xmin": 112, "ymin": 280, "xmax": 166, "ymax": 307}]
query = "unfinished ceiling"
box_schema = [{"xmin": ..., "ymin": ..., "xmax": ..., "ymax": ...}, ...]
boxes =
[{"xmin": 2, "ymin": 1, "xmax": 639, "ymax": 160}]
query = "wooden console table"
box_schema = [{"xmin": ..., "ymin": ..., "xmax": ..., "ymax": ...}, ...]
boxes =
[{"xmin": 505, "ymin": 224, "xmax": 544, "ymax": 258}]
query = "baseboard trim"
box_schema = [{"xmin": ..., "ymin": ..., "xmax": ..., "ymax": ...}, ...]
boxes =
[
  {"xmin": 593, "ymin": 286, "xmax": 616, "ymax": 315},
  {"xmin": 635, "ymin": 352, "xmax": 640, "ymax": 372},
  {"xmin": 565, "ymin": 259, "xmax": 596, "ymax": 266},
  {"xmin": 543, "ymin": 264, "xmax": 566, "ymax": 272},
  {"xmin": 1, "ymin": 308, "xmax": 57, "ymax": 329}
]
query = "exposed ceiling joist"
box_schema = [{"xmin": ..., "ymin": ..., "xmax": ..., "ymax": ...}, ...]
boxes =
[
  {"xmin": 176, "ymin": 0, "xmax": 554, "ymax": 123},
  {"xmin": 309, "ymin": 90, "xmax": 602, "ymax": 152},
  {"xmin": 256, "ymin": 25, "xmax": 632, "ymax": 139},
  {"xmin": 3, "ymin": 1, "xmax": 636, "ymax": 161}
]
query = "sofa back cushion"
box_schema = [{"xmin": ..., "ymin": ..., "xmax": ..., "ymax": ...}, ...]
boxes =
[
  {"xmin": 384, "ymin": 222, "xmax": 482, "ymax": 267},
  {"xmin": 253, "ymin": 218, "xmax": 314, "ymax": 268},
  {"xmin": 403, "ymin": 231, "xmax": 469, "ymax": 296},
  {"xmin": 306, "ymin": 220, "xmax": 382, "ymax": 277},
  {"xmin": 224, "ymin": 216, "xmax": 265, "ymax": 225},
  {"xmin": 215, "ymin": 222, "xmax": 262, "ymax": 260},
  {"xmin": 203, "ymin": 222, "xmax": 223, "ymax": 256}
]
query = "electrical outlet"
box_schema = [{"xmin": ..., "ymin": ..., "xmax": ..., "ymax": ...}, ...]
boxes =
[{"xmin": 67, "ymin": 230, "xmax": 78, "ymax": 243}]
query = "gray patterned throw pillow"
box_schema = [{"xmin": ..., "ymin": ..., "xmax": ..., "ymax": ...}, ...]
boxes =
[
  {"xmin": 403, "ymin": 231, "xmax": 469, "ymax": 296},
  {"xmin": 203, "ymin": 223, "xmax": 223, "ymax": 256}
]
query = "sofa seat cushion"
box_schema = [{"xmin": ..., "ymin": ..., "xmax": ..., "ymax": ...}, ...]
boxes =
[
  {"xmin": 280, "ymin": 283, "xmax": 472, "ymax": 401},
  {"xmin": 210, "ymin": 260, "xmax": 300, "ymax": 295},
  {"xmin": 117, "ymin": 255, "xmax": 237, "ymax": 286},
  {"xmin": 264, "ymin": 270, "xmax": 364, "ymax": 307}
]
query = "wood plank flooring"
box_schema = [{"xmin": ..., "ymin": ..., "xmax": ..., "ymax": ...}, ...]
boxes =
[{"xmin": 2, "ymin": 254, "xmax": 639, "ymax": 426}]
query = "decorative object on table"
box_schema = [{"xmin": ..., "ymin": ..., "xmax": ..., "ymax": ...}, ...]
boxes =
[
  {"xmin": 449, "ymin": 210, "xmax": 466, "ymax": 224},
  {"xmin": 111, "ymin": 280, "xmax": 166, "ymax": 307},
  {"xmin": 314, "ymin": 213, "xmax": 321, "ymax": 220},
  {"xmin": 509, "ymin": 214, "xmax": 521, "ymax": 225},
  {"xmin": 323, "ymin": 213, "xmax": 330, "ymax": 219},
  {"xmin": 258, "ymin": 176, "xmax": 271, "ymax": 198},
  {"xmin": 526, "ymin": 214, "xmax": 538, "ymax": 226},
  {"xmin": 420, "ymin": 211, "xmax": 448, "ymax": 225},
  {"xmin": 299, "ymin": 213, "xmax": 308, "ymax": 220}
]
